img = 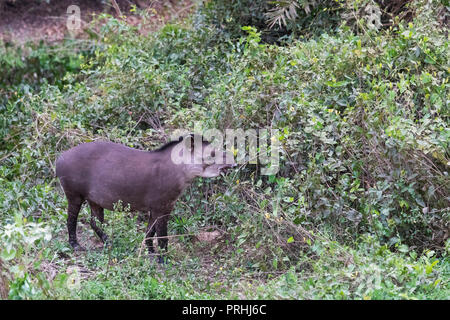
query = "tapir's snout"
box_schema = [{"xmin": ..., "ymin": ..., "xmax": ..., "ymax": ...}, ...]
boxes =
[
  {"xmin": 222, "ymin": 162, "xmax": 237, "ymax": 169},
  {"xmin": 220, "ymin": 151, "xmax": 238, "ymax": 171},
  {"xmin": 219, "ymin": 162, "xmax": 236, "ymax": 173}
]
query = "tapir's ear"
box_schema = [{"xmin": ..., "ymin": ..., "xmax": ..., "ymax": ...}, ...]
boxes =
[{"xmin": 180, "ymin": 134, "xmax": 197, "ymax": 142}]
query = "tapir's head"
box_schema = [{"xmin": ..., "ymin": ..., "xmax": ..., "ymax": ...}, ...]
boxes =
[{"xmin": 169, "ymin": 134, "xmax": 236, "ymax": 179}]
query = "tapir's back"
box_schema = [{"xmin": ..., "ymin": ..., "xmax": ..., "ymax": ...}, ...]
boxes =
[
  {"xmin": 56, "ymin": 141, "xmax": 160, "ymax": 210},
  {"xmin": 56, "ymin": 141, "xmax": 131, "ymax": 179}
]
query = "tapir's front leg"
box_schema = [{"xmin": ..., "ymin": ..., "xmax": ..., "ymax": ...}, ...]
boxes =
[{"xmin": 155, "ymin": 214, "xmax": 170, "ymax": 264}]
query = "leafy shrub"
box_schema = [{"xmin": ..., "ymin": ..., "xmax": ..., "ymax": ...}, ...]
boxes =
[
  {"xmin": 245, "ymin": 234, "xmax": 449, "ymax": 299},
  {"xmin": 0, "ymin": 213, "xmax": 52, "ymax": 299},
  {"xmin": 198, "ymin": 0, "xmax": 344, "ymax": 42},
  {"xmin": 199, "ymin": 0, "xmax": 447, "ymax": 43}
]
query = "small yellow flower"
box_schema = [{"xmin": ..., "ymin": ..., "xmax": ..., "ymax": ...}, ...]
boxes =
[{"xmin": 232, "ymin": 147, "xmax": 238, "ymax": 157}]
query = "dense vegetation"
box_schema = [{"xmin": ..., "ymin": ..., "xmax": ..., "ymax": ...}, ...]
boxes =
[{"xmin": 0, "ymin": 0, "xmax": 449, "ymax": 299}]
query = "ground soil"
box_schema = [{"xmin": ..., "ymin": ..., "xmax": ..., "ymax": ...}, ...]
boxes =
[{"xmin": 0, "ymin": 0, "xmax": 194, "ymax": 43}]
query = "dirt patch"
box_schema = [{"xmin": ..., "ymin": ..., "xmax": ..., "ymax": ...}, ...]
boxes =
[
  {"xmin": 1, "ymin": 0, "xmax": 103, "ymax": 43},
  {"xmin": 0, "ymin": 0, "xmax": 194, "ymax": 43}
]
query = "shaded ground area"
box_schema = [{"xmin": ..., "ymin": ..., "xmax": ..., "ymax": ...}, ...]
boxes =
[{"xmin": 0, "ymin": 0, "xmax": 194, "ymax": 43}]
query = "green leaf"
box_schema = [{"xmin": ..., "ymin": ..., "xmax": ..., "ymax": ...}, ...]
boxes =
[
  {"xmin": 1, "ymin": 248, "xmax": 16, "ymax": 261},
  {"xmin": 325, "ymin": 80, "xmax": 349, "ymax": 87},
  {"xmin": 293, "ymin": 216, "xmax": 304, "ymax": 225},
  {"xmin": 426, "ymin": 264, "xmax": 433, "ymax": 274},
  {"xmin": 287, "ymin": 236, "xmax": 294, "ymax": 243}
]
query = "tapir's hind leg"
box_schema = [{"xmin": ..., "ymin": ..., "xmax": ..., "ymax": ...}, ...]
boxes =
[
  {"xmin": 145, "ymin": 212, "xmax": 157, "ymax": 255},
  {"xmin": 67, "ymin": 195, "xmax": 84, "ymax": 250},
  {"xmin": 88, "ymin": 200, "xmax": 108, "ymax": 244}
]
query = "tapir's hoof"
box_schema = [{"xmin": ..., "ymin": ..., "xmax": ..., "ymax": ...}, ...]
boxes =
[
  {"xmin": 71, "ymin": 243, "xmax": 85, "ymax": 252},
  {"xmin": 148, "ymin": 254, "xmax": 168, "ymax": 265},
  {"xmin": 158, "ymin": 256, "xmax": 169, "ymax": 264},
  {"xmin": 148, "ymin": 254, "xmax": 159, "ymax": 264},
  {"xmin": 103, "ymin": 238, "xmax": 112, "ymax": 249}
]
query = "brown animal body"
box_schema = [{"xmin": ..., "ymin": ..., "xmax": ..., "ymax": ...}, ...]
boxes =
[{"xmin": 55, "ymin": 135, "xmax": 235, "ymax": 263}]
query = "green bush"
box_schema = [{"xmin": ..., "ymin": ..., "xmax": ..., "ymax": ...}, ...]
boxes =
[
  {"xmin": 198, "ymin": 0, "xmax": 344, "ymax": 42},
  {"xmin": 0, "ymin": 212, "xmax": 52, "ymax": 299},
  {"xmin": 197, "ymin": 0, "xmax": 427, "ymax": 43},
  {"xmin": 244, "ymin": 235, "xmax": 449, "ymax": 299}
]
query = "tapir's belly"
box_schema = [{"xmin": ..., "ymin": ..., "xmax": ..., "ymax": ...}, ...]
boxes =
[{"xmin": 85, "ymin": 159, "xmax": 160, "ymax": 211}]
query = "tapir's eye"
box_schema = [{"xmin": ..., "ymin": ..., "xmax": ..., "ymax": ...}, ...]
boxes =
[{"xmin": 211, "ymin": 150, "xmax": 215, "ymax": 157}]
